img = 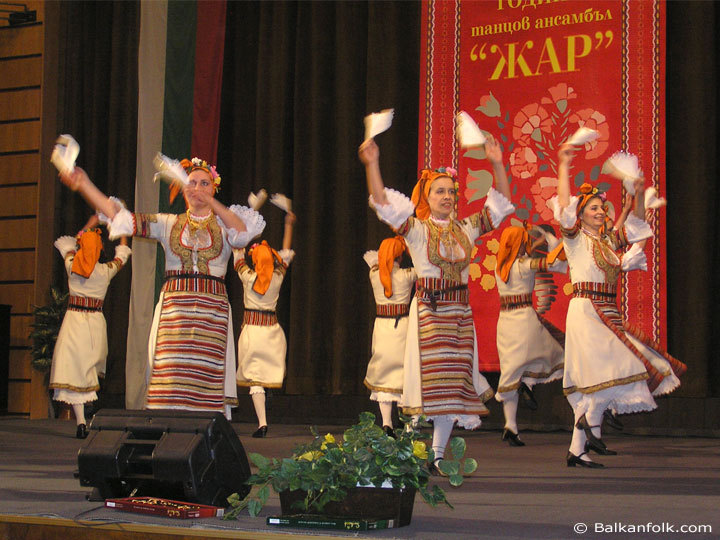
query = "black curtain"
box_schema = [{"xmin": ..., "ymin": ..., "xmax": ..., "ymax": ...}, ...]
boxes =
[
  {"xmin": 54, "ymin": 1, "xmax": 139, "ymax": 399},
  {"xmin": 217, "ymin": 1, "xmax": 420, "ymax": 396},
  {"xmin": 666, "ymin": 1, "xmax": 719, "ymax": 397}
]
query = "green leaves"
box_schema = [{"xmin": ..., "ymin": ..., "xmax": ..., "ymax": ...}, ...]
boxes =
[{"xmin": 223, "ymin": 413, "xmax": 474, "ymax": 520}]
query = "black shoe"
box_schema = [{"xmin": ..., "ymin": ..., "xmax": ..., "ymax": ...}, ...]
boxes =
[
  {"xmin": 566, "ymin": 451, "xmax": 604, "ymax": 468},
  {"xmin": 76, "ymin": 423, "xmax": 88, "ymax": 439},
  {"xmin": 576, "ymin": 414, "xmax": 607, "ymax": 452},
  {"xmin": 585, "ymin": 440, "xmax": 617, "ymax": 456},
  {"xmin": 501, "ymin": 428, "xmax": 526, "ymax": 447},
  {"xmin": 603, "ymin": 409, "xmax": 624, "ymax": 431},
  {"xmin": 518, "ymin": 382, "xmax": 538, "ymax": 411},
  {"xmin": 383, "ymin": 425, "xmax": 397, "ymax": 439},
  {"xmin": 252, "ymin": 425, "xmax": 268, "ymax": 438},
  {"xmin": 428, "ymin": 459, "xmax": 447, "ymax": 477}
]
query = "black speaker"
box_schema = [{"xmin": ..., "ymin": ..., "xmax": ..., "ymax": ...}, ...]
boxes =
[{"xmin": 77, "ymin": 409, "xmax": 251, "ymax": 506}]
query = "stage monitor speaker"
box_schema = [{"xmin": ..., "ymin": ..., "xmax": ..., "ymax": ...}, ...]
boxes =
[{"xmin": 77, "ymin": 409, "xmax": 251, "ymax": 506}]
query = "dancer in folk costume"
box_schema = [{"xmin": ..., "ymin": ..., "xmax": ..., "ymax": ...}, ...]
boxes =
[
  {"xmin": 549, "ymin": 143, "xmax": 686, "ymax": 468},
  {"xmin": 58, "ymin": 157, "xmax": 265, "ymax": 420},
  {"xmin": 234, "ymin": 205, "xmax": 296, "ymax": 438},
  {"xmin": 363, "ymin": 236, "xmax": 416, "ymax": 437},
  {"xmin": 359, "ymin": 135, "xmax": 513, "ymax": 474},
  {"xmin": 50, "ymin": 215, "xmax": 131, "ymax": 438},
  {"xmin": 494, "ymin": 224, "xmax": 567, "ymax": 446}
]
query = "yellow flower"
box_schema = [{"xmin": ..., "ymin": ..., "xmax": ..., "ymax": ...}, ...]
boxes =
[
  {"xmin": 297, "ymin": 450, "xmax": 322, "ymax": 461},
  {"xmin": 320, "ymin": 433, "xmax": 335, "ymax": 450},
  {"xmin": 412, "ymin": 440, "xmax": 428, "ymax": 460}
]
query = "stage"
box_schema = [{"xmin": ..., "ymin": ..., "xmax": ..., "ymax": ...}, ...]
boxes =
[{"xmin": 1, "ymin": 415, "xmax": 718, "ymax": 540}]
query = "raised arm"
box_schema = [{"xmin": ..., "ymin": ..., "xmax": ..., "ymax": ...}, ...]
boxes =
[
  {"xmin": 484, "ymin": 135, "xmax": 511, "ymax": 202},
  {"xmin": 613, "ymin": 193, "xmax": 634, "ymax": 231},
  {"xmin": 282, "ymin": 211, "xmax": 296, "ymax": 251},
  {"xmin": 358, "ymin": 138, "xmax": 388, "ymax": 206},
  {"xmin": 60, "ymin": 167, "xmax": 118, "ymax": 218},
  {"xmin": 191, "ymin": 188, "xmax": 247, "ymax": 233},
  {"xmin": 632, "ymin": 176, "xmax": 646, "ymax": 221},
  {"xmin": 557, "ymin": 143, "xmax": 576, "ymax": 209}
]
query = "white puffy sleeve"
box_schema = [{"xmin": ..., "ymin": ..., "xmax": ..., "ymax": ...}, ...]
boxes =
[
  {"xmin": 278, "ymin": 248, "xmax": 295, "ymax": 266},
  {"xmin": 54, "ymin": 236, "xmax": 77, "ymax": 258},
  {"xmin": 220, "ymin": 205, "xmax": 266, "ymax": 248},
  {"xmin": 369, "ymin": 188, "xmax": 415, "ymax": 230},
  {"xmin": 621, "ymin": 242, "xmax": 648, "ymax": 272},
  {"xmin": 622, "ymin": 213, "xmax": 653, "ymax": 244},
  {"xmin": 484, "ymin": 187, "xmax": 515, "ymax": 229},
  {"xmin": 99, "ymin": 197, "xmax": 134, "ymax": 240},
  {"xmin": 363, "ymin": 250, "xmax": 378, "ymax": 268},
  {"xmin": 547, "ymin": 195, "xmax": 580, "ymax": 231}
]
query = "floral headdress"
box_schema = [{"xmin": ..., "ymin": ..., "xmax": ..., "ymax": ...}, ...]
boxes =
[
  {"xmin": 411, "ymin": 166, "xmax": 458, "ymax": 220},
  {"xmin": 180, "ymin": 157, "xmax": 222, "ymax": 191},
  {"xmin": 576, "ymin": 182, "xmax": 606, "ymax": 216}
]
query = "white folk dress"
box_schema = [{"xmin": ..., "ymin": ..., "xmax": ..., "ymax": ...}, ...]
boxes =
[
  {"xmin": 234, "ymin": 248, "xmax": 294, "ymax": 389},
  {"xmin": 50, "ymin": 236, "xmax": 131, "ymax": 405},
  {"xmin": 548, "ymin": 196, "xmax": 686, "ymax": 416},
  {"xmin": 364, "ymin": 251, "xmax": 416, "ymax": 402},
  {"xmin": 372, "ymin": 187, "xmax": 514, "ymax": 428},
  {"xmin": 494, "ymin": 256, "xmax": 566, "ymax": 402},
  {"xmin": 106, "ymin": 201, "xmax": 265, "ymax": 419}
]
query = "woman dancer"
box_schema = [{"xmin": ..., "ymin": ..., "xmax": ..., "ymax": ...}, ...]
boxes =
[
  {"xmin": 50, "ymin": 216, "xmax": 131, "ymax": 438},
  {"xmin": 59, "ymin": 158, "xmax": 265, "ymax": 420},
  {"xmin": 363, "ymin": 236, "xmax": 416, "ymax": 437},
  {"xmin": 234, "ymin": 209, "xmax": 296, "ymax": 438},
  {"xmin": 494, "ymin": 225, "xmax": 566, "ymax": 446},
  {"xmin": 549, "ymin": 144, "xmax": 686, "ymax": 468},
  {"xmin": 359, "ymin": 135, "xmax": 513, "ymax": 474}
]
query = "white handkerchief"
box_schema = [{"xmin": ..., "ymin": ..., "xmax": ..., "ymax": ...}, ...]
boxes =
[
  {"xmin": 363, "ymin": 250, "xmax": 378, "ymax": 268},
  {"xmin": 363, "ymin": 109, "xmax": 394, "ymax": 141},
  {"xmin": 456, "ymin": 111, "xmax": 486, "ymax": 148},
  {"xmin": 248, "ymin": 189, "xmax": 268, "ymax": 211},
  {"xmin": 565, "ymin": 127, "xmax": 599, "ymax": 146},
  {"xmin": 152, "ymin": 152, "xmax": 189, "ymax": 187},
  {"xmin": 270, "ymin": 193, "xmax": 292, "ymax": 213},
  {"xmin": 605, "ymin": 151, "xmax": 642, "ymax": 195},
  {"xmin": 644, "ymin": 187, "xmax": 667, "ymax": 210},
  {"xmin": 50, "ymin": 134, "xmax": 80, "ymax": 175}
]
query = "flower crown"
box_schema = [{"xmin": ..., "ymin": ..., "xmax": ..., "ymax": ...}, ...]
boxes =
[
  {"xmin": 435, "ymin": 166, "xmax": 457, "ymax": 178},
  {"xmin": 578, "ymin": 182, "xmax": 606, "ymax": 202},
  {"xmin": 182, "ymin": 157, "xmax": 222, "ymax": 189}
]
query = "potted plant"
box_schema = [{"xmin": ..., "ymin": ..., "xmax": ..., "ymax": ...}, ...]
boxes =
[{"xmin": 224, "ymin": 412, "xmax": 477, "ymax": 526}]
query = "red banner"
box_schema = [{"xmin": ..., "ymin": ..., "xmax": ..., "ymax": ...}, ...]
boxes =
[{"xmin": 419, "ymin": 0, "xmax": 666, "ymax": 371}]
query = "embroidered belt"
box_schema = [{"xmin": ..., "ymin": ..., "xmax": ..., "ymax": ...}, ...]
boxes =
[
  {"xmin": 416, "ymin": 277, "xmax": 468, "ymax": 310},
  {"xmin": 163, "ymin": 271, "xmax": 227, "ymax": 296},
  {"xmin": 500, "ymin": 293, "xmax": 533, "ymax": 311},
  {"xmin": 243, "ymin": 309, "xmax": 278, "ymax": 326},
  {"xmin": 573, "ymin": 281, "xmax": 617, "ymax": 301},
  {"xmin": 376, "ymin": 304, "xmax": 409, "ymax": 318},
  {"xmin": 68, "ymin": 295, "xmax": 103, "ymax": 312}
]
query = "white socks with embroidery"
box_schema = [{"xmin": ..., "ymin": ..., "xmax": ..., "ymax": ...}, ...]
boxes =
[
  {"xmin": 502, "ymin": 393, "xmax": 519, "ymax": 433},
  {"xmin": 72, "ymin": 403, "xmax": 86, "ymax": 426},
  {"xmin": 378, "ymin": 401, "xmax": 393, "ymax": 427},
  {"xmin": 250, "ymin": 386, "xmax": 267, "ymax": 428},
  {"xmin": 431, "ymin": 416, "xmax": 455, "ymax": 461}
]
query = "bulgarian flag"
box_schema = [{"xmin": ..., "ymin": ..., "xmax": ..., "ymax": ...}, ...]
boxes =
[{"xmin": 126, "ymin": 0, "xmax": 226, "ymax": 409}]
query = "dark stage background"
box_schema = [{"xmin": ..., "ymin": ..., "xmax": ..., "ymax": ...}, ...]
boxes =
[{"xmin": 49, "ymin": 1, "xmax": 719, "ymax": 422}]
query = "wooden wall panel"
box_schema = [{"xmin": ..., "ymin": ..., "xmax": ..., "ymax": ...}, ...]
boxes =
[
  {"xmin": 10, "ymin": 314, "xmax": 32, "ymax": 347},
  {"xmin": 0, "ymin": 283, "xmax": 34, "ymax": 314},
  {"xmin": 0, "ymin": 185, "xmax": 37, "ymax": 217},
  {"xmin": 9, "ymin": 349, "xmax": 32, "ymax": 380},
  {"xmin": 0, "ymin": 24, "xmax": 42, "ymax": 56},
  {"xmin": 0, "ymin": 121, "xmax": 40, "ymax": 153},
  {"xmin": 0, "ymin": 155, "xmax": 40, "ymax": 185},
  {"xmin": 0, "ymin": 252, "xmax": 35, "ymax": 281},
  {"xmin": 0, "ymin": 88, "xmax": 41, "ymax": 121},
  {"xmin": 0, "ymin": 56, "xmax": 42, "ymax": 89},
  {"xmin": 0, "ymin": 219, "xmax": 37, "ymax": 248},
  {"xmin": 7, "ymin": 381, "xmax": 31, "ymax": 413}
]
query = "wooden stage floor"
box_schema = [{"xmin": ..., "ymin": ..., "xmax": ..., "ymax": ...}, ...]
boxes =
[{"xmin": 1, "ymin": 416, "xmax": 718, "ymax": 539}]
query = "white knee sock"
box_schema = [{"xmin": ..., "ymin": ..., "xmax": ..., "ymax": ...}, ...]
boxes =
[
  {"xmin": 72, "ymin": 403, "xmax": 86, "ymax": 426},
  {"xmin": 379, "ymin": 401, "xmax": 393, "ymax": 427},
  {"xmin": 569, "ymin": 409, "xmax": 588, "ymax": 458},
  {"xmin": 250, "ymin": 387, "xmax": 267, "ymax": 428},
  {"xmin": 431, "ymin": 416, "xmax": 455, "ymax": 461},
  {"xmin": 502, "ymin": 393, "xmax": 519, "ymax": 433}
]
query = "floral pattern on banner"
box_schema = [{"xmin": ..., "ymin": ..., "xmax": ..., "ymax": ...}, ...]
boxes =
[{"xmin": 464, "ymin": 83, "xmax": 620, "ymax": 290}]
